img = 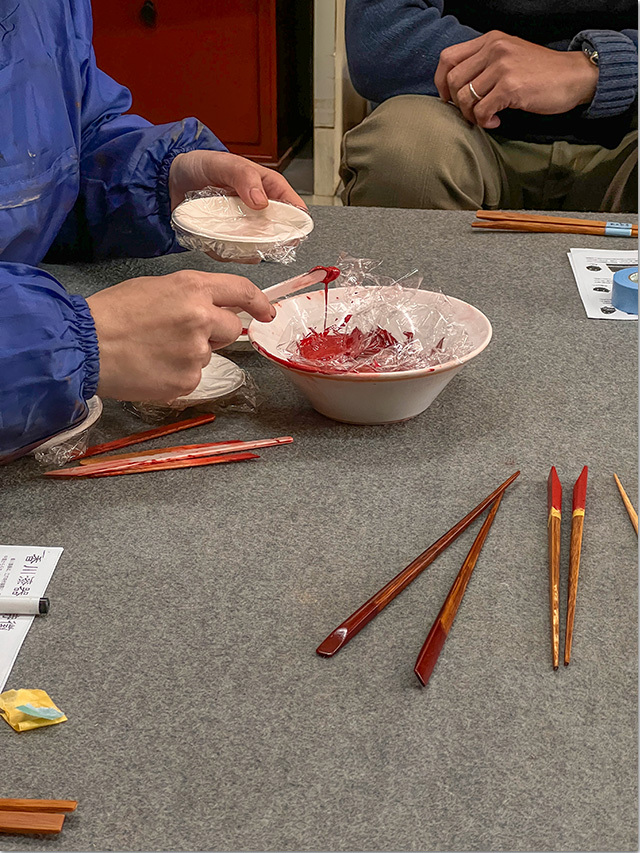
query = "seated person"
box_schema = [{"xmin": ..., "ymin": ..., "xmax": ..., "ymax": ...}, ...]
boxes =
[
  {"xmin": 341, "ymin": 0, "xmax": 637, "ymax": 212},
  {"xmin": 1, "ymin": 0, "xmax": 304, "ymax": 463}
]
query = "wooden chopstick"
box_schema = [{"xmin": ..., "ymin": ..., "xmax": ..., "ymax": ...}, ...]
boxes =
[
  {"xmin": 414, "ymin": 491, "xmax": 504, "ymax": 687},
  {"xmin": 547, "ymin": 466, "xmax": 562, "ymax": 671},
  {"xmin": 43, "ymin": 451, "xmax": 258, "ymax": 478},
  {"xmin": 613, "ymin": 473, "xmax": 638, "ymax": 535},
  {"xmin": 0, "ymin": 811, "xmax": 65, "ymax": 835},
  {"xmin": 0, "ymin": 799, "xmax": 77, "ymax": 813},
  {"xmin": 79, "ymin": 413, "xmax": 217, "ymax": 459},
  {"xmin": 474, "ymin": 210, "xmax": 638, "ymax": 236},
  {"xmin": 316, "ymin": 470, "xmax": 520, "ymax": 657},
  {"xmin": 476, "ymin": 210, "xmax": 628, "ymax": 228},
  {"xmin": 472, "ymin": 220, "xmax": 634, "ymax": 236},
  {"xmin": 564, "ymin": 466, "xmax": 588, "ymax": 666}
]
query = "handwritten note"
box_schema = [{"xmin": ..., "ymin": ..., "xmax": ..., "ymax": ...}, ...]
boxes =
[{"xmin": 0, "ymin": 546, "xmax": 63, "ymax": 691}]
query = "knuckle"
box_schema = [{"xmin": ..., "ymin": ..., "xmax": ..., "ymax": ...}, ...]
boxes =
[
  {"xmin": 173, "ymin": 269, "xmax": 198, "ymax": 287},
  {"xmin": 236, "ymin": 276, "xmax": 259, "ymax": 303},
  {"xmin": 198, "ymin": 343, "xmax": 213, "ymax": 365},
  {"xmin": 181, "ymin": 369, "xmax": 203, "ymax": 396},
  {"xmin": 491, "ymin": 38, "xmax": 512, "ymax": 57},
  {"xmin": 185, "ymin": 304, "xmax": 211, "ymax": 331}
]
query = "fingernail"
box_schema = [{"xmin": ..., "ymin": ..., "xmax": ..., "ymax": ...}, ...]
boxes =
[
  {"xmin": 250, "ymin": 188, "xmax": 268, "ymax": 207},
  {"xmin": 270, "ymin": 305, "xmax": 277, "ymax": 319}
]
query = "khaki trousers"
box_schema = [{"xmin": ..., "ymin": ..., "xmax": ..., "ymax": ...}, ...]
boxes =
[{"xmin": 340, "ymin": 95, "xmax": 638, "ymax": 213}]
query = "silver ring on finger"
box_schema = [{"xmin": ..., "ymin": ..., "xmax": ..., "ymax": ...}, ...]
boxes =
[{"xmin": 468, "ymin": 81, "xmax": 483, "ymax": 102}]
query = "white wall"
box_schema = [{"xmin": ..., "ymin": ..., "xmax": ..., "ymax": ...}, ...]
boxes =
[{"xmin": 313, "ymin": 0, "xmax": 368, "ymax": 199}]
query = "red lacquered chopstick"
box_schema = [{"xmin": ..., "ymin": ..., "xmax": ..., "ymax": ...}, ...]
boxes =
[
  {"xmin": 547, "ymin": 466, "xmax": 562, "ymax": 671},
  {"xmin": 43, "ymin": 451, "xmax": 258, "ymax": 478},
  {"xmin": 414, "ymin": 491, "xmax": 504, "ymax": 687},
  {"xmin": 76, "ymin": 436, "xmax": 293, "ymax": 469},
  {"xmin": 316, "ymin": 471, "xmax": 520, "ymax": 657},
  {"xmin": 564, "ymin": 466, "xmax": 588, "ymax": 666},
  {"xmin": 79, "ymin": 413, "xmax": 217, "ymax": 459}
]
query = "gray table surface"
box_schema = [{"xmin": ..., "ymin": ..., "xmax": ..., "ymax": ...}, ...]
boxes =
[{"xmin": 1, "ymin": 208, "xmax": 638, "ymax": 852}]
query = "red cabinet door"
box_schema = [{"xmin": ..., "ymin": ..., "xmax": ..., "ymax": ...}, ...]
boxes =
[{"xmin": 91, "ymin": 0, "xmax": 278, "ymax": 162}]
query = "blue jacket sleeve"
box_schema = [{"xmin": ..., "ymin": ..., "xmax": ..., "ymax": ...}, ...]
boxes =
[
  {"xmin": 0, "ymin": 265, "xmax": 99, "ymax": 463},
  {"xmin": 345, "ymin": 0, "xmax": 480, "ymax": 103},
  {"xmin": 50, "ymin": 46, "xmax": 227, "ymax": 261}
]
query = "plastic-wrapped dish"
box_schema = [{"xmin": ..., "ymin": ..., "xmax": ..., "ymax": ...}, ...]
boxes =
[
  {"xmin": 33, "ymin": 395, "xmax": 103, "ymax": 466},
  {"xmin": 171, "ymin": 191, "xmax": 314, "ymax": 263},
  {"xmin": 125, "ymin": 353, "xmax": 261, "ymax": 423}
]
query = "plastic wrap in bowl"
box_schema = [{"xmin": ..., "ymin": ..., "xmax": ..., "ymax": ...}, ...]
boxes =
[{"xmin": 248, "ymin": 287, "xmax": 492, "ymax": 424}]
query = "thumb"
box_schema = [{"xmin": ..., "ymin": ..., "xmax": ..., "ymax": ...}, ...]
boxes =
[{"xmin": 232, "ymin": 164, "xmax": 269, "ymax": 210}]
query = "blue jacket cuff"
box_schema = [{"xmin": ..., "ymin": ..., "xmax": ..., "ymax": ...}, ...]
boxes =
[
  {"xmin": 157, "ymin": 122, "xmax": 228, "ymax": 255},
  {"xmin": 569, "ymin": 30, "xmax": 638, "ymax": 118},
  {"xmin": 70, "ymin": 294, "xmax": 100, "ymax": 400}
]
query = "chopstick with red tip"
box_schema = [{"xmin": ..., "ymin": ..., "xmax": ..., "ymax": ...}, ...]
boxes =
[
  {"xmin": 43, "ymin": 451, "xmax": 258, "ymax": 479},
  {"xmin": 414, "ymin": 491, "xmax": 504, "ymax": 687},
  {"xmin": 79, "ymin": 413, "xmax": 217, "ymax": 459},
  {"xmin": 564, "ymin": 466, "xmax": 588, "ymax": 666},
  {"xmin": 613, "ymin": 474, "xmax": 638, "ymax": 535},
  {"xmin": 547, "ymin": 466, "xmax": 562, "ymax": 671},
  {"xmin": 316, "ymin": 470, "xmax": 520, "ymax": 657}
]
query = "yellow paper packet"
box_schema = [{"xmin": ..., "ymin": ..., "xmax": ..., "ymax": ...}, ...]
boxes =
[{"xmin": 0, "ymin": 689, "xmax": 67, "ymax": 732}]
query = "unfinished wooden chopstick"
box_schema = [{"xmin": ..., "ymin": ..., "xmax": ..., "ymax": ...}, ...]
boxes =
[
  {"xmin": 0, "ymin": 799, "xmax": 77, "ymax": 813},
  {"xmin": 564, "ymin": 466, "xmax": 588, "ymax": 667},
  {"xmin": 0, "ymin": 810, "xmax": 65, "ymax": 835},
  {"xmin": 79, "ymin": 413, "xmax": 217, "ymax": 459},
  {"xmin": 472, "ymin": 210, "xmax": 637, "ymax": 238},
  {"xmin": 547, "ymin": 466, "xmax": 562, "ymax": 671},
  {"xmin": 316, "ymin": 470, "xmax": 520, "ymax": 657},
  {"xmin": 613, "ymin": 473, "xmax": 638, "ymax": 535},
  {"xmin": 414, "ymin": 491, "xmax": 504, "ymax": 687}
]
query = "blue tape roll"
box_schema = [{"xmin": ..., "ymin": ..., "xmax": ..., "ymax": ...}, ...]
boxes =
[
  {"xmin": 605, "ymin": 222, "xmax": 634, "ymax": 237},
  {"xmin": 611, "ymin": 266, "xmax": 638, "ymax": 315}
]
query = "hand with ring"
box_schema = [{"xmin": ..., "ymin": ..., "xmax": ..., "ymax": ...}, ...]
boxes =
[
  {"xmin": 468, "ymin": 82, "xmax": 483, "ymax": 102},
  {"xmin": 434, "ymin": 30, "xmax": 599, "ymax": 129}
]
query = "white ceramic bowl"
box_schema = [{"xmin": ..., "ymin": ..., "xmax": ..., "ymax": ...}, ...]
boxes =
[
  {"xmin": 248, "ymin": 287, "xmax": 492, "ymax": 424},
  {"xmin": 171, "ymin": 196, "xmax": 314, "ymax": 260}
]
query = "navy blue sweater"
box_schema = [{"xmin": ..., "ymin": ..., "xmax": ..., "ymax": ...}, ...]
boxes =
[{"xmin": 345, "ymin": 0, "xmax": 638, "ymax": 147}]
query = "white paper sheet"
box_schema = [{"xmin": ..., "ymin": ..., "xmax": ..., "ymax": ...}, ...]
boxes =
[
  {"xmin": 0, "ymin": 546, "xmax": 63, "ymax": 691},
  {"xmin": 568, "ymin": 248, "xmax": 638, "ymax": 320}
]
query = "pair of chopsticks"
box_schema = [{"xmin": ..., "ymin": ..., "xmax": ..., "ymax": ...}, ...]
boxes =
[
  {"xmin": 316, "ymin": 471, "xmax": 520, "ymax": 687},
  {"xmin": 0, "ymin": 799, "xmax": 76, "ymax": 835},
  {"xmin": 547, "ymin": 466, "xmax": 588, "ymax": 669},
  {"xmin": 42, "ymin": 414, "xmax": 292, "ymax": 479},
  {"xmin": 472, "ymin": 210, "xmax": 638, "ymax": 238}
]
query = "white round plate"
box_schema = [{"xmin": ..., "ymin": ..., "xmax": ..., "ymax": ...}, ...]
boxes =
[{"xmin": 32, "ymin": 395, "xmax": 103, "ymax": 453}]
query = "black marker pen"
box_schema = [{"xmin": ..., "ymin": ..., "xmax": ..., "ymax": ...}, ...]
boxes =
[{"xmin": 0, "ymin": 597, "xmax": 50, "ymax": 616}]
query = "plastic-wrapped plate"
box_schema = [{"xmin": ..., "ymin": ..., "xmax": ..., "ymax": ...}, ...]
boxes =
[{"xmin": 31, "ymin": 395, "xmax": 103, "ymax": 454}]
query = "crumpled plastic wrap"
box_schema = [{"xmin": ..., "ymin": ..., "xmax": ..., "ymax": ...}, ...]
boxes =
[
  {"xmin": 33, "ymin": 395, "xmax": 103, "ymax": 469},
  {"xmin": 171, "ymin": 187, "xmax": 313, "ymax": 263},
  {"xmin": 34, "ymin": 431, "xmax": 93, "ymax": 469},
  {"xmin": 124, "ymin": 353, "xmax": 263, "ymax": 424},
  {"xmin": 277, "ymin": 254, "xmax": 474, "ymax": 373}
]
